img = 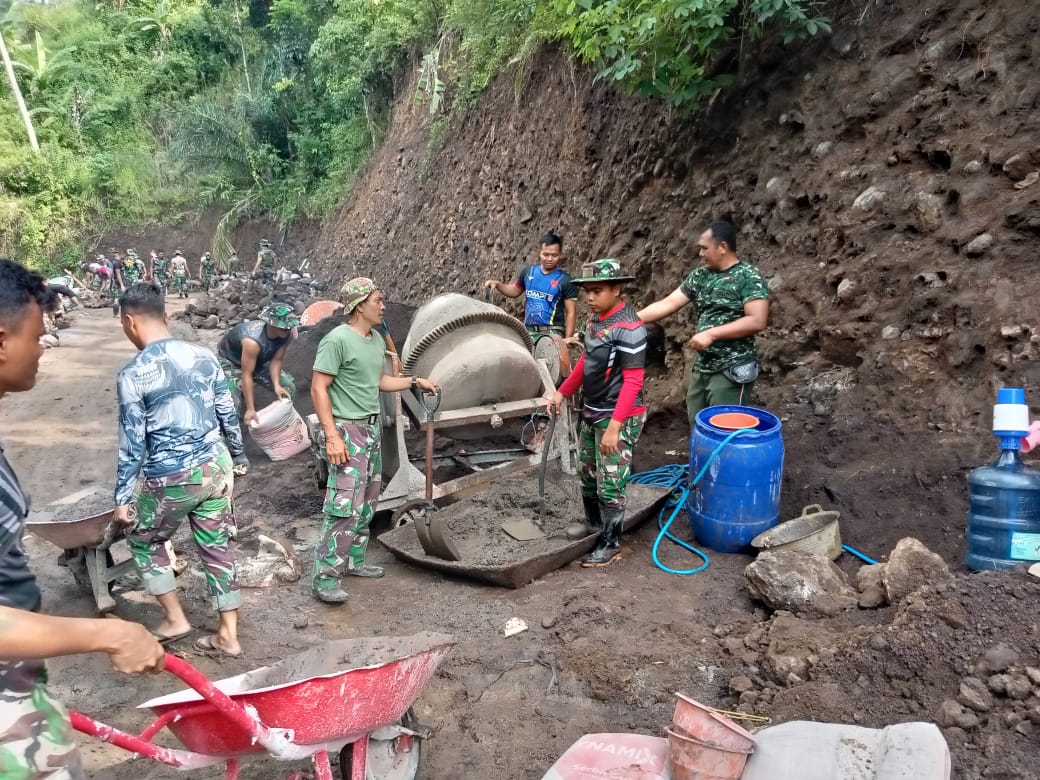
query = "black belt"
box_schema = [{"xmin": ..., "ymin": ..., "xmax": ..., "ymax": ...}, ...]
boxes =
[{"xmin": 335, "ymin": 414, "xmax": 380, "ymax": 425}]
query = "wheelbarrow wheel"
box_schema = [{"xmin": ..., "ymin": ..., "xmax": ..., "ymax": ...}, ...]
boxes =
[
  {"xmin": 339, "ymin": 708, "xmax": 422, "ymax": 780},
  {"xmin": 64, "ymin": 549, "xmax": 92, "ymax": 594}
]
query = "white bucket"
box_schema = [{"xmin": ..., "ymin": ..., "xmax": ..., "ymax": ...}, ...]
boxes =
[{"xmin": 249, "ymin": 399, "xmax": 311, "ymax": 461}]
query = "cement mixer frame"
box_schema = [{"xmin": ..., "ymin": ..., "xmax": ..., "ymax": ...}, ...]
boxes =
[
  {"xmin": 305, "ymin": 294, "xmax": 578, "ymax": 521},
  {"xmin": 306, "ymin": 362, "xmax": 575, "ymax": 520}
]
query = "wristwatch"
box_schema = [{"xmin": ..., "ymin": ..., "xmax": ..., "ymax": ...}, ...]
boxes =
[{"xmin": 411, "ymin": 376, "xmax": 418, "ymax": 391}]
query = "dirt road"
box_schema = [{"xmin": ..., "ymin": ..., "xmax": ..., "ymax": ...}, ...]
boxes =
[{"xmin": 6, "ymin": 308, "xmax": 1038, "ymax": 779}]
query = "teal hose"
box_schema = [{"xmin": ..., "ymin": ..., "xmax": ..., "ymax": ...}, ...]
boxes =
[{"xmin": 631, "ymin": 428, "xmax": 751, "ymax": 575}]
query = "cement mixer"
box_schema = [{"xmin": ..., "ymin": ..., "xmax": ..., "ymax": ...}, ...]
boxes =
[{"xmin": 306, "ymin": 293, "xmax": 575, "ymax": 522}]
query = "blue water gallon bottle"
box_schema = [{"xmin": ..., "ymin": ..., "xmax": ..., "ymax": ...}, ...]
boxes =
[{"xmin": 966, "ymin": 388, "xmax": 1040, "ymax": 571}]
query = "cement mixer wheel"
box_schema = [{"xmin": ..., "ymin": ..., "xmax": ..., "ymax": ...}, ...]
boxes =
[{"xmin": 390, "ymin": 500, "xmax": 433, "ymax": 529}]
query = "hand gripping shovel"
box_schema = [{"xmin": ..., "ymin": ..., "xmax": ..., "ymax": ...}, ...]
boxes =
[{"xmin": 501, "ymin": 412, "xmax": 556, "ymax": 542}]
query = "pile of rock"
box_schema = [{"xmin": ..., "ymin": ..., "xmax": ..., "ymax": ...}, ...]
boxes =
[
  {"xmin": 176, "ymin": 276, "xmax": 330, "ymax": 330},
  {"xmin": 939, "ymin": 643, "xmax": 1040, "ymax": 737}
]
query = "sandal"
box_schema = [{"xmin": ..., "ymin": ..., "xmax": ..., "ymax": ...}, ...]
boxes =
[{"xmin": 193, "ymin": 634, "xmax": 242, "ymax": 658}]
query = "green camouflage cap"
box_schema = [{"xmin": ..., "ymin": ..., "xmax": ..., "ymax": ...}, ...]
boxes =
[
  {"xmin": 259, "ymin": 304, "xmax": 300, "ymax": 330},
  {"xmin": 340, "ymin": 277, "xmax": 378, "ymax": 314},
  {"xmin": 572, "ymin": 258, "xmax": 635, "ymax": 285}
]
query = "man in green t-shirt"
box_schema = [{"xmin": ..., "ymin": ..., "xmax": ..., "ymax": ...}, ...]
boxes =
[
  {"xmin": 310, "ymin": 277, "xmax": 439, "ymax": 604},
  {"xmin": 638, "ymin": 221, "xmax": 769, "ymax": 424}
]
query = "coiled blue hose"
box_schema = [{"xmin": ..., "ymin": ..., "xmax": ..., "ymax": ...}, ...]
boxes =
[{"xmin": 630, "ymin": 428, "xmax": 751, "ymax": 575}]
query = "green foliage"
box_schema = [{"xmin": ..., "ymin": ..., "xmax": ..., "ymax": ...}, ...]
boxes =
[
  {"xmin": 0, "ymin": 0, "xmax": 830, "ymax": 270},
  {"xmin": 546, "ymin": 0, "xmax": 830, "ymax": 106}
]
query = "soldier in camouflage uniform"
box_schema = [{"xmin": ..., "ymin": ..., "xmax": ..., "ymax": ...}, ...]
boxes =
[
  {"xmin": 638, "ymin": 220, "xmax": 770, "ymax": 423},
  {"xmin": 310, "ymin": 278, "xmax": 439, "ymax": 603},
  {"xmin": 252, "ymin": 238, "xmax": 277, "ymax": 289},
  {"xmin": 150, "ymin": 250, "xmax": 169, "ymax": 295},
  {"xmin": 200, "ymin": 252, "xmax": 216, "ymax": 292},
  {"xmin": 217, "ymin": 304, "xmax": 299, "ymax": 426},
  {"xmin": 116, "ymin": 283, "xmax": 249, "ymax": 656},
  {"xmin": 547, "ymin": 259, "xmax": 647, "ymax": 567},
  {"xmin": 0, "ymin": 261, "xmax": 163, "ymax": 779},
  {"xmin": 122, "ymin": 249, "xmax": 143, "ymax": 286}
]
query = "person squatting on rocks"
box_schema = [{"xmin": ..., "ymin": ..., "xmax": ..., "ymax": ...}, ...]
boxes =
[
  {"xmin": 252, "ymin": 238, "xmax": 276, "ymax": 288},
  {"xmin": 217, "ymin": 304, "xmax": 298, "ymax": 430},
  {"xmin": 309, "ymin": 278, "xmax": 439, "ymax": 604},
  {"xmin": 169, "ymin": 249, "xmax": 190, "ymax": 299},
  {"xmin": 483, "ymin": 231, "xmax": 579, "ymax": 339},
  {"xmin": 115, "ymin": 283, "xmax": 250, "ymax": 657},
  {"xmin": 638, "ymin": 220, "xmax": 769, "ymax": 424},
  {"xmin": 546, "ymin": 259, "xmax": 647, "ymax": 567},
  {"xmin": 0, "ymin": 261, "xmax": 165, "ymax": 780}
]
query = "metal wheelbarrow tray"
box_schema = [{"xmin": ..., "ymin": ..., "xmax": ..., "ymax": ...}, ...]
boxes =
[
  {"xmin": 71, "ymin": 631, "xmax": 455, "ymax": 780},
  {"xmin": 378, "ymin": 482, "xmax": 669, "ymax": 588},
  {"xmin": 26, "ymin": 509, "xmax": 134, "ymax": 614}
]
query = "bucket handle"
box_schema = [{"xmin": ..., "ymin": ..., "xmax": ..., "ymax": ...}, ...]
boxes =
[{"xmin": 800, "ymin": 504, "xmax": 824, "ymax": 516}]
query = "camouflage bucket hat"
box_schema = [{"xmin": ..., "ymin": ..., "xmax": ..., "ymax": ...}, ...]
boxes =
[
  {"xmin": 572, "ymin": 258, "xmax": 635, "ymax": 285},
  {"xmin": 259, "ymin": 239, "xmax": 271, "ymax": 247},
  {"xmin": 259, "ymin": 304, "xmax": 300, "ymax": 330},
  {"xmin": 340, "ymin": 277, "xmax": 378, "ymax": 314}
]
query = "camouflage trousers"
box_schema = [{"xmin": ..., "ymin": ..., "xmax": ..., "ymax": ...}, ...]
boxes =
[
  {"xmin": 173, "ymin": 271, "xmax": 188, "ymax": 297},
  {"xmin": 154, "ymin": 272, "xmax": 168, "ymax": 295},
  {"xmin": 218, "ymin": 358, "xmax": 296, "ymax": 414},
  {"xmin": 314, "ymin": 422, "xmax": 382, "ymax": 591},
  {"xmin": 128, "ymin": 448, "xmax": 242, "ymax": 612},
  {"xmin": 0, "ymin": 664, "xmax": 84, "ymax": 780},
  {"xmin": 578, "ymin": 413, "xmax": 646, "ymax": 511}
]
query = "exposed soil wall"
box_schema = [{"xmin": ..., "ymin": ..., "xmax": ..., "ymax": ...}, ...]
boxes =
[{"xmin": 314, "ymin": 0, "xmax": 1040, "ymax": 432}]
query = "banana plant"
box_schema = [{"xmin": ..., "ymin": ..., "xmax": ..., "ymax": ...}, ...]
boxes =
[{"xmin": 0, "ymin": 0, "xmax": 39, "ymax": 152}]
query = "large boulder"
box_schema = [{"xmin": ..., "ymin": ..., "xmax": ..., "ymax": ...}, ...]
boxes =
[
  {"xmin": 745, "ymin": 550, "xmax": 859, "ymax": 617},
  {"xmin": 882, "ymin": 537, "xmax": 952, "ymax": 603}
]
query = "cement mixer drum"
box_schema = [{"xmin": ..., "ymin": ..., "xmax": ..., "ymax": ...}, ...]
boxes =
[{"xmin": 401, "ymin": 294, "xmax": 541, "ymax": 435}]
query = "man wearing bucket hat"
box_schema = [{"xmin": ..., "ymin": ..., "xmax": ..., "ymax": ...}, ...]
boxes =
[
  {"xmin": 216, "ymin": 303, "xmax": 299, "ymax": 429},
  {"xmin": 546, "ymin": 259, "xmax": 647, "ymax": 567},
  {"xmin": 310, "ymin": 278, "xmax": 439, "ymax": 603},
  {"xmin": 638, "ymin": 221, "xmax": 769, "ymax": 424}
]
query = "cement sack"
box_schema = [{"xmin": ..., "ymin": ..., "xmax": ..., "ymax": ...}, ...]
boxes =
[
  {"xmin": 541, "ymin": 733, "xmax": 669, "ymax": 780},
  {"xmin": 741, "ymin": 720, "xmax": 950, "ymax": 780},
  {"xmin": 249, "ymin": 399, "xmax": 311, "ymax": 461}
]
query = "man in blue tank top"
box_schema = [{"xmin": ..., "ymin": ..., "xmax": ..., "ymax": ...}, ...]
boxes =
[
  {"xmin": 484, "ymin": 232, "xmax": 579, "ymax": 339},
  {"xmin": 216, "ymin": 304, "xmax": 299, "ymax": 428}
]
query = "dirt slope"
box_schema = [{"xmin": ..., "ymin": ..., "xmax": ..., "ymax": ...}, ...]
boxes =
[{"xmin": 315, "ymin": 0, "xmax": 1040, "ymax": 432}]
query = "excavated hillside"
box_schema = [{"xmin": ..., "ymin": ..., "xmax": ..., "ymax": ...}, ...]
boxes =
[{"xmin": 315, "ymin": 0, "xmax": 1040, "ymax": 437}]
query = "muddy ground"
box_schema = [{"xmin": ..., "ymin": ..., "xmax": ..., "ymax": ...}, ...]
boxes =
[{"xmin": 5, "ymin": 304, "xmax": 1038, "ymax": 779}]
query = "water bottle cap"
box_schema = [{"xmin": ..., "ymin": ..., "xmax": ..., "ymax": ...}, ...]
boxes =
[{"xmin": 997, "ymin": 388, "xmax": 1026, "ymax": 405}]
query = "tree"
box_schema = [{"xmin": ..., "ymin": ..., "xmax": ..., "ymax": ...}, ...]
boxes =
[{"xmin": 0, "ymin": 0, "xmax": 39, "ymax": 153}]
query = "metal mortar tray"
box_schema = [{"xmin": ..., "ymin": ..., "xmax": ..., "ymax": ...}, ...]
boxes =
[{"xmin": 378, "ymin": 483, "xmax": 669, "ymax": 588}]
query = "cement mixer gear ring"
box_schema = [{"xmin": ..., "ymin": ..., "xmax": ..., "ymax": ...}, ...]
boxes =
[{"xmin": 402, "ymin": 311, "xmax": 534, "ymax": 374}]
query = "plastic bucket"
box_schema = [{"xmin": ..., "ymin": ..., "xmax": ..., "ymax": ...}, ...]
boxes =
[
  {"xmin": 671, "ymin": 693, "xmax": 756, "ymax": 753},
  {"xmin": 750, "ymin": 504, "xmax": 842, "ymax": 560},
  {"xmin": 666, "ymin": 727, "xmax": 752, "ymax": 780},
  {"xmin": 687, "ymin": 405, "xmax": 784, "ymax": 553}
]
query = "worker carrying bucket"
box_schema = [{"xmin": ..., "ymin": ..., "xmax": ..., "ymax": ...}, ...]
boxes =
[{"xmin": 545, "ymin": 259, "xmax": 647, "ymax": 567}]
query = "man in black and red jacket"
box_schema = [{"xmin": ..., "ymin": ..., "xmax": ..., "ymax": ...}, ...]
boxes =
[{"xmin": 546, "ymin": 258, "xmax": 647, "ymax": 567}]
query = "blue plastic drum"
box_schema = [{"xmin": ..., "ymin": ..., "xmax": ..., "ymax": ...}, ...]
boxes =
[{"xmin": 686, "ymin": 405, "xmax": 784, "ymax": 553}]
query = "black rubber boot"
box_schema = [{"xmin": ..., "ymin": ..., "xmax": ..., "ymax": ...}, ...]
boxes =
[
  {"xmin": 566, "ymin": 495, "xmax": 601, "ymax": 539},
  {"xmin": 581, "ymin": 506, "xmax": 624, "ymax": 567}
]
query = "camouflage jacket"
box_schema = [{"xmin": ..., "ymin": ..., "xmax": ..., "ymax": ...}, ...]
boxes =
[
  {"xmin": 679, "ymin": 261, "xmax": 769, "ymax": 374},
  {"xmin": 116, "ymin": 340, "xmax": 244, "ymax": 506},
  {"xmin": 257, "ymin": 248, "xmax": 276, "ymax": 270}
]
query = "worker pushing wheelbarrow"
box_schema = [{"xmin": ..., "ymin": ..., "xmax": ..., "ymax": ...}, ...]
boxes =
[{"xmin": 71, "ymin": 632, "xmax": 454, "ymax": 780}]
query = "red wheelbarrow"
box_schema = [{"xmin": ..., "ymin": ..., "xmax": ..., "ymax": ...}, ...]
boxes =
[{"xmin": 71, "ymin": 632, "xmax": 454, "ymax": 780}]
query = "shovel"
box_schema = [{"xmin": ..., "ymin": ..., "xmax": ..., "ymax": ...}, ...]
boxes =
[
  {"xmin": 502, "ymin": 412, "xmax": 556, "ymax": 541},
  {"xmin": 413, "ymin": 387, "xmax": 461, "ymax": 561}
]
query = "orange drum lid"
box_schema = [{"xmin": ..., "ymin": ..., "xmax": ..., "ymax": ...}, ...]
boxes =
[
  {"xmin": 708, "ymin": 411, "xmax": 759, "ymax": 431},
  {"xmin": 300, "ymin": 300, "xmax": 343, "ymax": 326}
]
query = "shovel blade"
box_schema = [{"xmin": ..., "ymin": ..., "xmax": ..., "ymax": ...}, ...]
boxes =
[{"xmin": 501, "ymin": 519, "xmax": 546, "ymax": 541}]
